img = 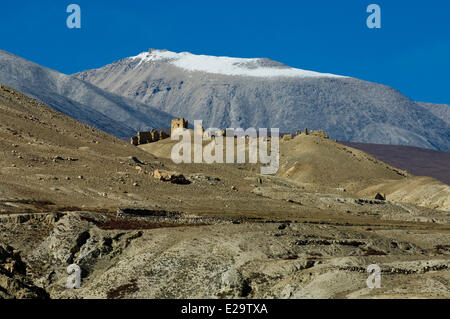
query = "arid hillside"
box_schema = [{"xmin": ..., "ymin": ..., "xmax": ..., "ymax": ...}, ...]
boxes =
[
  {"xmin": 0, "ymin": 84, "xmax": 165, "ymax": 210},
  {"xmin": 278, "ymin": 136, "xmax": 450, "ymax": 212},
  {"xmin": 0, "ymin": 85, "xmax": 448, "ymax": 299},
  {"xmin": 140, "ymin": 132, "xmax": 450, "ymax": 212},
  {"xmin": 341, "ymin": 142, "xmax": 450, "ymax": 185},
  {"xmin": 277, "ymin": 135, "xmax": 406, "ymax": 191}
]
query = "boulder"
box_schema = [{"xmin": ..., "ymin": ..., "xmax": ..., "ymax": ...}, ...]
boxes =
[
  {"xmin": 375, "ymin": 193, "xmax": 386, "ymax": 200},
  {"xmin": 153, "ymin": 169, "xmax": 190, "ymax": 184}
]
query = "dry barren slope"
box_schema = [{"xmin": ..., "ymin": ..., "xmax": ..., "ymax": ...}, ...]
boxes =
[
  {"xmin": 279, "ymin": 135, "xmax": 449, "ymax": 212},
  {"xmin": 0, "ymin": 84, "xmax": 347, "ymax": 218},
  {"xmin": 140, "ymin": 132, "xmax": 408, "ymax": 191},
  {"xmin": 0, "ymin": 84, "xmax": 169, "ymax": 209},
  {"xmin": 140, "ymin": 133, "xmax": 449, "ymax": 211},
  {"xmin": 278, "ymin": 135, "xmax": 407, "ymax": 191},
  {"xmin": 0, "ymin": 85, "xmax": 337, "ymax": 220},
  {"xmin": 341, "ymin": 142, "xmax": 450, "ymax": 186},
  {"xmin": 0, "ymin": 85, "xmax": 449, "ymax": 299},
  {"xmin": 139, "ymin": 133, "xmax": 408, "ymax": 190}
]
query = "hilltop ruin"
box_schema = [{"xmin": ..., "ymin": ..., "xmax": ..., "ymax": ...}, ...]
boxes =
[
  {"xmin": 131, "ymin": 118, "xmax": 330, "ymax": 146},
  {"xmin": 130, "ymin": 129, "xmax": 170, "ymax": 146},
  {"xmin": 171, "ymin": 118, "xmax": 188, "ymax": 136},
  {"xmin": 130, "ymin": 118, "xmax": 189, "ymax": 146},
  {"xmin": 295, "ymin": 128, "xmax": 329, "ymax": 139}
]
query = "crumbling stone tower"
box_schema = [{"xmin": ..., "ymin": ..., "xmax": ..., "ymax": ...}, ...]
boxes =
[{"xmin": 171, "ymin": 118, "xmax": 188, "ymax": 136}]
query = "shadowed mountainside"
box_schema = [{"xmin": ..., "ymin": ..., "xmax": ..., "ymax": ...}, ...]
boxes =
[
  {"xmin": 0, "ymin": 49, "xmax": 174, "ymax": 138},
  {"xmin": 417, "ymin": 102, "xmax": 450, "ymax": 125}
]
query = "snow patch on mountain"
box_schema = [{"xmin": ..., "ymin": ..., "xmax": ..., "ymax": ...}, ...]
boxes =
[{"xmin": 130, "ymin": 49, "xmax": 346, "ymax": 78}]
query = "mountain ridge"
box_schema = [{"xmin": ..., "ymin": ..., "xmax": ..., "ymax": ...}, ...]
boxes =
[
  {"xmin": 0, "ymin": 49, "xmax": 174, "ymax": 138},
  {"xmin": 74, "ymin": 49, "xmax": 450, "ymax": 151}
]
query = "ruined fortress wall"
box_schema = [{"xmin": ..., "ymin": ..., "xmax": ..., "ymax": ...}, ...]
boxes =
[
  {"xmin": 171, "ymin": 118, "xmax": 188, "ymax": 136},
  {"xmin": 131, "ymin": 127, "xmax": 173, "ymax": 146},
  {"xmin": 138, "ymin": 131, "xmax": 153, "ymax": 144}
]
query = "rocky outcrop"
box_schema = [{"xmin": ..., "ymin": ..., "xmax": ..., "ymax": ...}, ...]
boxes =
[
  {"xmin": 0, "ymin": 243, "xmax": 49, "ymax": 299},
  {"xmin": 375, "ymin": 193, "xmax": 386, "ymax": 200},
  {"xmin": 153, "ymin": 169, "xmax": 190, "ymax": 184}
]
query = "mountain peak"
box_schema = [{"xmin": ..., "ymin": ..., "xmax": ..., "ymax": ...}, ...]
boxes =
[{"xmin": 129, "ymin": 49, "xmax": 345, "ymax": 78}]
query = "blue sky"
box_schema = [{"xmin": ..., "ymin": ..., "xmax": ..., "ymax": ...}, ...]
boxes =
[{"xmin": 1, "ymin": 0, "xmax": 449, "ymax": 104}]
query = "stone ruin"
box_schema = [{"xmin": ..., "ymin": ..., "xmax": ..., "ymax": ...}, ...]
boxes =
[
  {"xmin": 130, "ymin": 129, "xmax": 170, "ymax": 146},
  {"xmin": 295, "ymin": 128, "xmax": 329, "ymax": 139},
  {"xmin": 131, "ymin": 119, "xmax": 330, "ymax": 146},
  {"xmin": 171, "ymin": 118, "xmax": 188, "ymax": 136},
  {"xmin": 130, "ymin": 118, "xmax": 188, "ymax": 146},
  {"xmin": 309, "ymin": 129, "xmax": 329, "ymax": 139}
]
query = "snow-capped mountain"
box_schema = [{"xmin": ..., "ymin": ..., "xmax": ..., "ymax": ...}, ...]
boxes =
[
  {"xmin": 130, "ymin": 49, "xmax": 345, "ymax": 78},
  {"xmin": 74, "ymin": 49, "xmax": 450, "ymax": 151},
  {"xmin": 0, "ymin": 49, "xmax": 174, "ymax": 138}
]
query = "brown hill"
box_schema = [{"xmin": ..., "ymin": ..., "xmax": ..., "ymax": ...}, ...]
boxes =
[
  {"xmin": 278, "ymin": 135, "xmax": 449, "ymax": 211},
  {"xmin": 278, "ymin": 135, "xmax": 407, "ymax": 192},
  {"xmin": 0, "ymin": 84, "xmax": 166, "ymax": 210},
  {"xmin": 0, "ymin": 85, "xmax": 449, "ymax": 299},
  {"xmin": 341, "ymin": 142, "xmax": 450, "ymax": 185},
  {"xmin": 140, "ymin": 132, "xmax": 449, "ymax": 211}
]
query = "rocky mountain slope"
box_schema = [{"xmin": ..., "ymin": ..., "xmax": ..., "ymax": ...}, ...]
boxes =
[
  {"xmin": 74, "ymin": 49, "xmax": 450, "ymax": 151},
  {"xmin": 0, "ymin": 50, "xmax": 174, "ymax": 138},
  {"xmin": 417, "ymin": 102, "xmax": 450, "ymax": 125}
]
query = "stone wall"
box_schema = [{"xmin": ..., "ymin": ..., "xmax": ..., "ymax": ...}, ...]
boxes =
[
  {"xmin": 137, "ymin": 131, "xmax": 153, "ymax": 144},
  {"xmin": 131, "ymin": 129, "xmax": 170, "ymax": 146},
  {"xmin": 295, "ymin": 128, "xmax": 329, "ymax": 139},
  {"xmin": 309, "ymin": 129, "xmax": 329, "ymax": 139},
  {"xmin": 171, "ymin": 118, "xmax": 188, "ymax": 136}
]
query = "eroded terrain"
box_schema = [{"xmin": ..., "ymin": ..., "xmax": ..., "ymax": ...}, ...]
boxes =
[{"xmin": 0, "ymin": 85, "xmax": 448, "ymax": 299}]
